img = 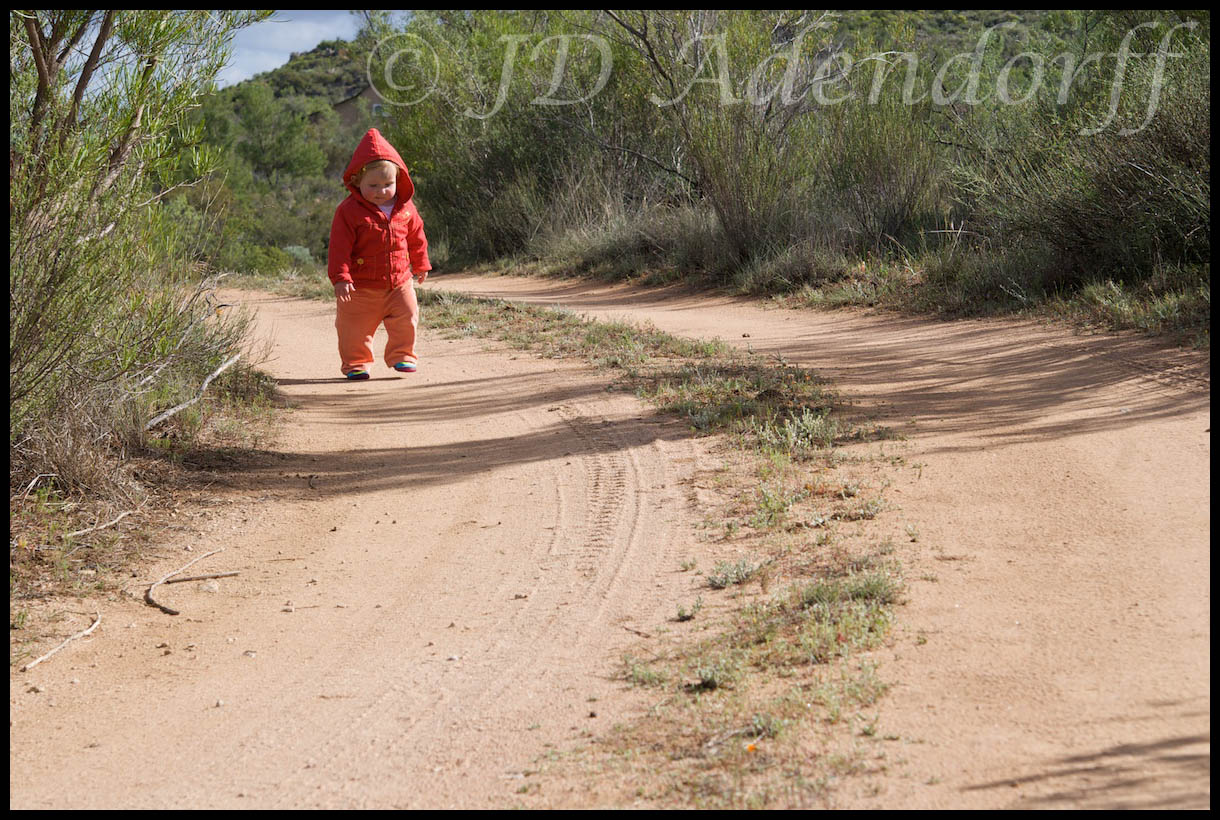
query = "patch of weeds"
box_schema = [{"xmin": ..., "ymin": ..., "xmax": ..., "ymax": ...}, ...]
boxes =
[
  {"xmin": 835, "ymin": 497, "xmax": 886, "ymax": 522},
  {"xmin": 750, "ymin": 712, "xmax": 789, "ymax": 739},
  {"xmin": 842, "ymin": 661, "xmax": 890, "ymax": 706},
  {"xmin": 707, "ymin": 559, "xmax": 762, "ymax": 590},
  {"xmin": 688, "ymin": 654, "xmax": 742, "ymax": 692},
  {"xmin": 624, "ymin": 655, "xmax": 668, "ymax": 688},
  {"xmin": 751, "ymin": 484, "xmax": 807, "ymax": 529},
  {"xmin": 751, "ymin": 407, "xmax": 840, "ymax": 459},
  {"xmin": 676, "ymin": 597, "xmax": 704, "ymax": 622},
  {"xmin": 788, "ymin": 512, "xmax": 830, "ymax": 531},
  {"xmin": 680, "ymin": 558, "xmax": 698, "ymax": 572},
  {"xmin": 859, "ymin": 713, "xmax": 880, "ymax": 737}
]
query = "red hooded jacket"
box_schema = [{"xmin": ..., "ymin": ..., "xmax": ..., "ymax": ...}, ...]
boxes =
[{"xmin": 327, "ymin": 128, "xmax": 431, "ymax": 289}]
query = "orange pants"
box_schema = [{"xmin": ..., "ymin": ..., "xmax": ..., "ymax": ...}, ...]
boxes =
[{"xmin": 334, "ymin": 283, "xmax": 419, "ymax": 374}]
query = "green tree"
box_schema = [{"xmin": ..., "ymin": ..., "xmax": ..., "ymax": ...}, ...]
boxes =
[{"xmin": 232, "ymin": 81, "xmax": 327, "ymax": 181}]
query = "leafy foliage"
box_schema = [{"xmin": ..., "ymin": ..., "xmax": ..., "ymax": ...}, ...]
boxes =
[
  {"xmin": 198, "ymin": 10, "xmax": 1208, "ymax": 338},
  {"xmin": 10, "ymin": 10, "xmax": 268, "ymax": 493}
]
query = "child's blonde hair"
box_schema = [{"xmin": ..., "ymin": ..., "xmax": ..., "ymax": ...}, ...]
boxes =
[{"xmin": 356, "ymin": 159, "xmax": 397, "ymax": 182}]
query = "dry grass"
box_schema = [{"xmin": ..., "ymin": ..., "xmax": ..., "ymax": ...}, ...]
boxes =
[{"xmin": 9, "ymin": 361, "xmax": 283, "ymax": 667}]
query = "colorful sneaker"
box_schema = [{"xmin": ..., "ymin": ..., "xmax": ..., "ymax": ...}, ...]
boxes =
[
  {"xmin": 345, "ymin": 369, "xmax": 370, "ymax": 380},
  {"xmin": 393, "ymin": 361, "xmax": 417, "ymax": 373}
]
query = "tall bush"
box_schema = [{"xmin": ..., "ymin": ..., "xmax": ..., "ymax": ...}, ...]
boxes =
[
  {"xmin": 10, "ymin": 10, "xmax": 266, "ymax": 491},
  {"xmin": 958, "ymin": 12, "xmax": 1210, "ymax": 289}
]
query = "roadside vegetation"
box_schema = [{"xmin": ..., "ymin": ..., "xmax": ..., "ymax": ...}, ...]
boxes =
[
  {"xmin": 372, "ymin": 10, "xmax": 1204, "ymax": 344},
  {"xmin": 163, "ymin": 11, "xmax": 1206, "ymax": 348},
  {"xmin": 9, "ymin": 11, "xmax": 278, "ymax": 645}
]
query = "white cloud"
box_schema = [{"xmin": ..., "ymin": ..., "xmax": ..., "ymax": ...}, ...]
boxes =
[{"xmin": 218, "ymin": 10, "xmax": 362, "ymax": 88}]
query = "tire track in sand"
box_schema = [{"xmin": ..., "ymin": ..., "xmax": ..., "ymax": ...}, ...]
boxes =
[
  {"xmin": 9, "ymin": 292, "xmax": 703, "ymax": 810},
  {"xmin": 257, "ymin": 379, "xmax": 684, "ymax": 807}
]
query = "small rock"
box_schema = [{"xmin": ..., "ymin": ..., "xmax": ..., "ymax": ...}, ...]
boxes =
[
  {"xmin": 447, "ymin": 655, "xmax": 460, "ymax": 661},
  {"xmin": 588, "ymin": 711, "xmax": 597, "ymax": 718},
  {"xmin": 215, "ymin": 699, "xmax": 225, "ymax": 708},
  {"xmin": 70, "ymin": 678, "xmax": 80, "ymax": 685},
  {"xmin": 28, "ymin": 685, "xmax": 44, "ymax": 694},
  {"xmin": 243, "ymin": 650, "xmax": 257, "ymax": 658},
  {"xmin": 198, "ymin": 580, "xmax": 220, "ymax": 593}
]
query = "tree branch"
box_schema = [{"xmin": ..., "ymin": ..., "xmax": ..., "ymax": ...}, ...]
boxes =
[
  {"xmin": 143, "ymin": 352, "xmax": 242, "ymax": 431},
  {"xmin": 64, "ymin": 11, "xmax": 115, "ymax": 139},
  {"xmin": 563, "ymin": 117, "xmax": 700, "ymax": 190},
  {"xmin": 56, "ymin": 12, "xmax": 93, "ymax": 65}
]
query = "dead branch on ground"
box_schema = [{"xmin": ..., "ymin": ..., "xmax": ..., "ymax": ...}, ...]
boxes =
[
  {"xmin": 144, "ymin": 548, "xmax": 225, "ymax": 615},
  {"xmin": 163, "ymin": 571, "xmax": 239, "ymax": 585},
  {"xmin": 19, "ymin": 610, "xmax": 102, "ymax": 672}
]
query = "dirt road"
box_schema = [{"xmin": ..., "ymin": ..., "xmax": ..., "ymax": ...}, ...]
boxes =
[
  {"xmin": 429, "ymin": 273, "xmax": 1211, "ymax": 809},
  {"xmin": 9, "ymin": 275, "xmax": 1210, "ymax": 808}
]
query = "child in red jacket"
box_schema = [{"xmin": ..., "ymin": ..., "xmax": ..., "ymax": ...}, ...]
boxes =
[{"xmin": 328, "ymin": 128, "xmax": 432, "ymax": 380}]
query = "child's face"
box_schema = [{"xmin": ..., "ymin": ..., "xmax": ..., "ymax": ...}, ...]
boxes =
[{"xmin": 359, "ymin": 166, "xmax": 397, "ymax": 206}]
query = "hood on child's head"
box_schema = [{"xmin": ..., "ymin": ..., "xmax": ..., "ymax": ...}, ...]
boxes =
[{"xmin": 343, "ymin": 128, "xmax": 415, "ymax": 202}]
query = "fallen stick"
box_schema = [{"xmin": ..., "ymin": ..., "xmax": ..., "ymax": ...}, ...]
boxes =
[
  {"xmin": 163, "ymin": 571, "xmax": 240, "ymax": 585},
  {"xmin": 144, "ymin": 548, "xmax": 225, "ymax": 615},
  {"xmin": 144, "ymin": 352, "xmax": 241, "ymax": 431},
  {"xmin": 20, "ymin": 611, "xmax": 101, "ymax": 672},
  {"xmin": 64, "ymin": 509, "xmax": 135, "ymax": 540}
]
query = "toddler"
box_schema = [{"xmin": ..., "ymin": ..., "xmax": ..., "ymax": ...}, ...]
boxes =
[{"xmin": 327, "ymin": 128, "xmax": 432, "ymax": 379}]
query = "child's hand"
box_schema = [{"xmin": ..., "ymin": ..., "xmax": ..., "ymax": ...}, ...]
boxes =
[
  {"xmin": 334, "ymin": 281, "xmax": 355, "ymax": 302},
  {"xmin": 414, "ymin": 270, "xmax": 428, "ymax": 284}
]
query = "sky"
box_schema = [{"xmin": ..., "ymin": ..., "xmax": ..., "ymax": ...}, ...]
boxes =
[{"xmin": 217, "ymin": 10, "xmax": 363, "ymax": 88}]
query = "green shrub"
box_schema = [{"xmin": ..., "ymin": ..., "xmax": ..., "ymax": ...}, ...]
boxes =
[
  {"xmin": 10, "ymin": 10, "xmax": 267, "ymax": 494},
  {"xmin": 962, "ymin": 14, "xmax": 1210, "ymax": 292}
]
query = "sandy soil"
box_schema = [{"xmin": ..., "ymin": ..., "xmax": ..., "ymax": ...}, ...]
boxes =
[{"xmin": 9, "ymin": 275, "xmax": 1210, "ymax": 809}]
